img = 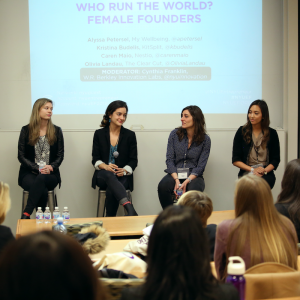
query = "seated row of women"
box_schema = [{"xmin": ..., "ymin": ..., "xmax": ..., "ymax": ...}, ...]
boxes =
[{"xmin": 19, "ymin": 98, "xmax": 280, "ymax": 218}]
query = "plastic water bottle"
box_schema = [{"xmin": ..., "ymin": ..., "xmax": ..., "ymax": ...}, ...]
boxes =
[
  {"xmin": 53, "ymin": 217, "xmax": 67, "ymax": 234},
  {"xmin": 36, "ymin": 207, "xmax": 44, "ymax": 224},
  {"xmin": 38, "ymin": 161, "xmax": 46, "ymax": 173},
  {"xmin": 176, "ymin": 184, "xmax": 183, "ymax": 197},
  {"xmin": 53, "ymin": 207, "xmax": 60, "ymax": 224},
  {"xmin": 226, "ymin": 256, "xmax": 246, "ymax": 300},
  {"xmin": 62, "ymin": 207, "xmax": 70, "ymax": 224},
  {"xmin": 44, "ymin": 207, "xmax": 51, "ymax": 223}
]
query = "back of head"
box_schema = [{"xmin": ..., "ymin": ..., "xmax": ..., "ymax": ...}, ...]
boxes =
[
  {"xmin": 0, "ymin": 231, "xmax": 105, "ymax": 300},
  {"xmin": 0, "ymin": 182, "xmax": 11, "ymax": 224},
  {"xmin": 277, "ymin": 159, "xmax": 300, "ymax": 222},
  {"xmin": 177, "ymin": 190, "xmax": 213, "ymax": 227},
  {"xmin": 227, "ymin": 175, "xmax": 297, "ymax": 274},
  {"xmin": 144, "ymin": 205, "xmax": 215, "ymax": 300}
]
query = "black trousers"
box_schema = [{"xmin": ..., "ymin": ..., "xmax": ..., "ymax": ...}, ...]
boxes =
[
  {"xmin": 96, "ymin": 170, "xmax": 130, "ymax": 217},
  {"xmin": 158, "ymin": 174, "xmax": 205, "ymax": 209},
  {"xmin": 239, "ymin": 170, "xmax": 276, "ymax": 189},
  {"xmin": 21, "ymin": 173, "xmax": 58, "ymax": 215}
]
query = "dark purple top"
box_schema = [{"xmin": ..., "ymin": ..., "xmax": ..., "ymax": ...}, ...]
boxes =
[{"xmin": 165, "ymin": 129, "xmax": 211, "ymax": 177}]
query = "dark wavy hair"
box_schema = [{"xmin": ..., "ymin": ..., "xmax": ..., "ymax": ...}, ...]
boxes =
[
  {"xmin": 0, "ymin": 231, "xmax": 106, "ymax": 300},
  {"xmin": 100, "ymin": 100, "xmax": 128, "ymax": 127},
  {"xmin": 277, "ymin": 159, "xmax": 300, "ymax": 224},
  {"xmin": 176, "ymin": 105, "xmax": 206, "ymax": 145},
  {"xmin": 143, "ymin": 205, "xmax": 217, "ymax": 300},
  {"xmin": 242, "ymin": 100, "xmax": 270, "ymax": 148}
]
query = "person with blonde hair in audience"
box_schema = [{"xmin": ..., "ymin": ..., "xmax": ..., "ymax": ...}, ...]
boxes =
[
  {"xmin": 0, "ymin": 181, "xmax": 15, "ymax": 253},
  {"xmin": 177, "ymin": 190, "xmax": 216, "ymax": 261},
  {"xmin": 276, "ymin": 159, "xmax": 300, "ymax": 241},
  {"xmin": 0, "ymin": 231, "xmax": 106, "ymax": 300},
  {"xmin": 215, "ymin": 174, "xmax": 298, "ymax": 280},
  {"xmin": 121, "ymin": 206, "xmax": 239, "ymax": 300}
]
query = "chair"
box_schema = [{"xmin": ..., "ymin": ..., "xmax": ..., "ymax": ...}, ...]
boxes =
[
  {"xmin": 22, "ymin": 189, "xmax": 58, "ymax": 215},
  {"xmin": 244, "ymin": 262, "xmax": 300, "ymax": 300},
  {"xmin": 97, "ymin": 189, "xmax": 132, "ymax": 217}
]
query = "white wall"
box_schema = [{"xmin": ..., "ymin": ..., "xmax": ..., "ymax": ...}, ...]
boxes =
[{"xmin": 0, "ymin": 0, "xmax": 298, "ymax": 236}]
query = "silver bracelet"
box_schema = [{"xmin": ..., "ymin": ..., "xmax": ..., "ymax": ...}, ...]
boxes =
[{"xmin": 187, "ymin": 177, "xmax": 192, "ymax": 183}]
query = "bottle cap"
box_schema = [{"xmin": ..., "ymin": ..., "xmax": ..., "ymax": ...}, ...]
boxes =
[
  {"xmin": 46, "ymin": 207, "xmax": 49, "ymax": 209},
  {"xmin": 64, "ymin": 207, "xmax": 68, "ymax": 209},
  {"xmin": 38, "ymin": 207, "xmax": 42, "ymax": 210},
  {"xmin": 227, "ymin": 256, "xmax": 245, "ymax": 275},
  {"xmin": 57, "ymin": 217, "xmax": 63, "ymax": 224}
]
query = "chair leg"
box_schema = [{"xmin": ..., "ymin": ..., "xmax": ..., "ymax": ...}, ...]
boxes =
[
  {"xmin": 103, "ymin": 196, "xmax": 107, "ymax": 217},
  {"xmin": 97, "ymin": 190, "xmax": 101, "ymax": 217},
  {"xmin": 47, "ymin": 191, "xmax": 55, "ymax": 215}
]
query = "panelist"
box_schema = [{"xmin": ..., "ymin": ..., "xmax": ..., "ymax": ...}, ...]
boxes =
[
  {"xmin": 158, "ymin": 105, "xmax": 211, "ymax": 209},
  {"xmin": 19, "ymin": 98, "xmax": 64, "ymax": 219},
  {"xmin": 92, "ymin": 100, "xmax": 138, "ymax": 216},
  {"xmin": 232, "ymin": 99, "xmax": 280, "ymax": 189}
]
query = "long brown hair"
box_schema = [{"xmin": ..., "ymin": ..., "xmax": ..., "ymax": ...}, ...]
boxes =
[
  {"xmin": 144, "ymin": 206, "xmax": 217, "ymax": 300},
  {"xmin": 242, "ymin": 100, "xmax": 270, "ymax": 148},
  {"xmin": 225, "ymin": 175, "xmax": 297, "ymax": 280},
  {"xmin": 28, "ymin": 98, "xmax": 57, "ymax": 146},
  {"xmin": 277, "ymin": 159, "xmax": 300, "ymax": 224},
  {"xmin": 176, "ymin": 105, "xmax": 206, "ymax": 145}
]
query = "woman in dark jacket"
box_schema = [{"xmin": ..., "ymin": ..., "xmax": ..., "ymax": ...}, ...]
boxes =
[
  {"xmin": 19, "ymin": 98, "xmax": 64, "ymax": 219},
  {"xmin": 232, "ymin": 99, "xmax": 280, "ymax": 189},
  {"xmin": 276, "ymin": 159, "xmax": 300, "ymax": 241},
  {"xmin": 121, "ymin": 206, "xmax": 239, "ymax": 300},
  {"xmin": 92, "ymin": 100, "xmax": 138, "ymax": 216}
]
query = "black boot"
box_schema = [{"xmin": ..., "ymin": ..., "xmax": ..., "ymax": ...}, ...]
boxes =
[
  {"xmin": 123, "ymin": 203, "xmax": 138, "ymax": 216},
  {"xmin": 21, "ymin": 214, "xmax": 30, "ymax": 219}
]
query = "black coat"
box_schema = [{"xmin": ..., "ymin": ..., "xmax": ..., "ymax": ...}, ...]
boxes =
[
  {"xmin": 232, "ymin": 126, "xmax": 280, "ymax": 177},
  {"xmin": 91, "ymin": 126, "xmax": 138, "ymax": 191},
  {"xmin": 0, "ymin": 225, "xmax": 15, "ymax": 254},
  {"xmin": 17, "ymin": 125, "xmax": 64, "ymax": 187}
]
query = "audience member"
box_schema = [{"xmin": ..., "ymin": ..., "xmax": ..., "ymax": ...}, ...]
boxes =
[
  {"xmin": 177, "ymin": 190, "xmax": 216, "ymax": 261},
  {"xmin": 0, "ymin": 231, "xmax": 106, "ymax": 300},
  {"xmin": 276, "ymin": 159, "xmax": 300, "ymax": 241},
  {"xmin": 215, "ymin": 174, "xmax": 298, "ymax": 280},
  {"xmin": 0, "ymin": 181, "xmax": 15, "ymax": 254},
  {"xmin": 121, "ymin": 205, "xmax": 239, "ymax": 300}
]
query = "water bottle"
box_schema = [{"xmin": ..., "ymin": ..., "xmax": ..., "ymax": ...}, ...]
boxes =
[
  {"xmin": 44, "ymin": 207, "xmax": 51, "ymax": 223},
  {"xmin": 36, "ymin": 207, "xmax": 44, "ymax": 224},
  {"xmin": 176, "ymin": 184, "xmax": 183, "ymax": 197},
  {"xmin": 226, "ymin": 256, "xmax": 246, "ymax": 300},
  {"xmin": 53, "ymin": 207, "xmax": 60, "ymax": 224},
  {"xmin": 53, "ymin": 217, "xmax": 67, "ymax": 234},
  {"xmin": 38, "ymin": 161, "xmax": 46, "ymax": 173},
  {"xmin": 62, "ymin": 207, "xmax": 70, "ymax": 224}
]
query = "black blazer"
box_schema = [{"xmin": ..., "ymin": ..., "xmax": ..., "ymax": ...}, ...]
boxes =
[
  {"xmin": 91, "ymin": 126, "xmax": 138, "ymax": 191},
  {"xmin": 232, "ymin": 126, "xmax": 280, "ymax": 177},
  {"xmin": 18, "ymin": 125, "xmax": 64, "ymax": 187}
]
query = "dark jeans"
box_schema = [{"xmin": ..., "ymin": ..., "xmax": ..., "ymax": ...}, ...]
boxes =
[
  {"xmin": 21, "ymin": 173, "xmax": 58, "ymax": 215},
  {"xmin": 239, "ymin": 170, "xmax": 276, "ymax": 189},
  {"xmin": 96, "ymin": 170, "xmax": 130, "ymax": 217},
  {"xmin": 158, "ymin": 174, "xmax": 205, "ymax": 209}
]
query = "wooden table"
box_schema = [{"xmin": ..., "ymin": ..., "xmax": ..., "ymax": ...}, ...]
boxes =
[{"xmin": 16, "ymin": 210, "xmax": 235, "ymax": 239}]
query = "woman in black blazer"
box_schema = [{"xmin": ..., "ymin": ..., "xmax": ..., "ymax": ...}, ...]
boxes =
[
  {"xmin": 92, "ymin": 100, "xmax": 138, "ymax": 216},
  {"xmin": 18, "ymin": 98, "xmax": 64, "ymax": 219},
  {"xmin": 232, "ymin": 99, "xmax": 280, "ymax": 189}
]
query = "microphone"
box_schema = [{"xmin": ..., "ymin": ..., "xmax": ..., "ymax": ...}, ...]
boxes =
[{"xmin": 113, "ymin": 151, "xmax": 119, "ymax": 158}]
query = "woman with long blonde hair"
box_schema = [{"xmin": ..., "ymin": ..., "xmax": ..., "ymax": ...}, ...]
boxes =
[
  {"xmin": 18, "ymin": 98, "xmax": 64, "ymax": 219},
  {"xmin": 215, "ymin": 175, "xmax": 298, "ymax": 280},
  {"xmin": 0, "ymin": 182, "xmax": 15, "ymax": 253}
]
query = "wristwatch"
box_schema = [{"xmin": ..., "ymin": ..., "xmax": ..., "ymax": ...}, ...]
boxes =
[
  {"xmin": 250, "ymin": 168, "xmax": 254, "ymax": 173},
  {"xmin": 123, "ymin": 171, "xmax": 126, "ymax": 176}
]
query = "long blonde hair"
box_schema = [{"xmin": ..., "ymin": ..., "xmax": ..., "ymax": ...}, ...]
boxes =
[
  {"xmin": 226, "ymin": 175, "xmax": 298, "ymax": 278},
  {"xmin": 28, "ymin": 98, "xmax": 56, "ymax": 146},
  {"xmin": 0, "ymin": 182, "xmax": 11, "ymax": 224}
]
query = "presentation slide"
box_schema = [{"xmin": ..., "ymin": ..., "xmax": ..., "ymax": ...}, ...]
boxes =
[{"xmin": 28, "ymin": 0, "xmax": 262, "ymax": 115}]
